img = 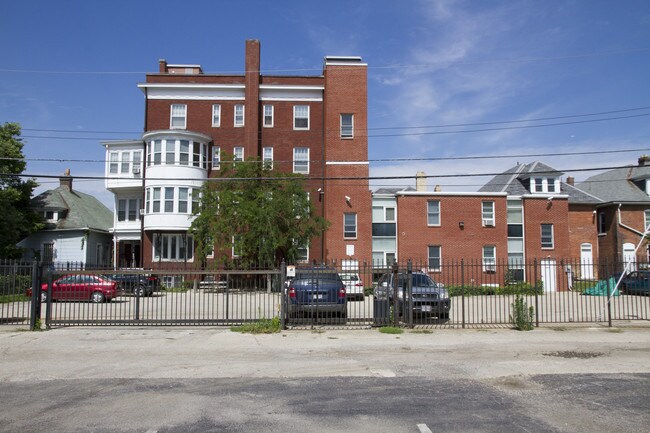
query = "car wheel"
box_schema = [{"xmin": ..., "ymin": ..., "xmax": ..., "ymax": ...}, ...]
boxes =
[
  {"xmin": 134, "ymin": 285, "xmax": 145, "ymax": 297},
  {"xmin": 41, "ymin": 291, "xmax": 48, "ymax": 303},
  {"xmin": 91, "ymin": 291, "xmax": 105, "ymax": 303}
]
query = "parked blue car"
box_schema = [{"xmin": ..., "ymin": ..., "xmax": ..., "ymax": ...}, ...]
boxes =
[
  {"xmin": 619, "ymin": 270, "xmax": 650, "ymax": 295},
  {"xmin": 287, "ymin": 267, "xmax": 347, "ymax": 322}
]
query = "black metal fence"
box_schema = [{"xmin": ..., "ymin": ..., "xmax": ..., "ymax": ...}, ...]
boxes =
[{"xmin": 1, "ymin": 258, "xmax": 648, "ymax": 329}]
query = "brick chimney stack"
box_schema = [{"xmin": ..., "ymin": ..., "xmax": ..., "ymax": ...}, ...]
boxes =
[
  {"xmin": 638, "ymin": 155, "xmax": 650, "ymax": 166},
  {"xmin": 59, "ymin": 168, "xmax": 72, "ymax": 191},
  {"xmin": 416, "ymin": 171, "xmax": 426, "ymax": 192},
  {"xmin": 566, "ymin": 176, "xmax": 575, "ymax": 186}
]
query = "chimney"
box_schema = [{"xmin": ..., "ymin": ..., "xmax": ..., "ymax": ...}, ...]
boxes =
[
  {"xmin": 158, "ymin": 59, "xmax": 167, "ymax": 73},
  {"xmin": 59, "ymin": 168, "xmax": 72, "ymax": 192},
  {"xmin": 244, "ymin": 39, "xmax": 261, "ymax": 157},
  {"xmin": 566, "ymin": 176, "xmax": 575, "ymax": 186},
  {"xmin": 434, "ymin": 185, "xmax": 442, "ymax": 192},
  {"xmin": 639, "ymin": 155, "xmax": 650, "ymax": 166},
  {"xmin": 416, "ymin": 171, "xmax": 426, "ymax": 192}
]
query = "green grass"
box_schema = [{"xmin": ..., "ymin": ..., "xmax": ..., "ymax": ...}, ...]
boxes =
[
  {"xmin": 378, "ymin": 326, "xmax": 403, "ymax": 334},
  {"xmin": 0, "ymin": 294, "xmax": 29, "ymax": 304},
  {"xmin": 230, "ymin": 317, "xmax": 281, "ymax": 334},
  {"xmin": 163, "ymin": 287, "xmax": 190, "ymax": 293},
  {"xmin": 410, "ymin": 329, "xmax": 433, "ymax": 334}
]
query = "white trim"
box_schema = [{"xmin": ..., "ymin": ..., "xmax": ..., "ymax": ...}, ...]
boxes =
[
  {"xmin": 400, "ymin": 191, "xmax": 508, "ymax": 197},
  {"xmin": 258, "ymin": 84, "xmax": 325, "ymax": 90},
  {"xmin": 293, "ymin": 105, "xmax": 310, "ymax": 130}
]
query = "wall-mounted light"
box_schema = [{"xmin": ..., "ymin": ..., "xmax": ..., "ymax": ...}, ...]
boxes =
[
  {"xmin": 345, "ymin": 195, "xmax": 352, "ymax": 207},
  {"xmin": 459, "ymin": 221, "xmax": 465, "ymax": 229}
]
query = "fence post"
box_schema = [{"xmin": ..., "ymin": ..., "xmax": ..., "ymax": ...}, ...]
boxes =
[
  {"xmin": 29, "ymin": 261, "xmax": 41, "ymax": 331},
  {"xmin": 607, "ymin": 260, "xmax": 612, "ymax": 327},
  {"xmin": 45, "ymin": 268, "xmax": 53, "ymax": 329},
  {"xmin": 461, "ymin": 259, "xmax": 465, "ymax": 329},
  {"xmin": 392, "ymin": 261, "xmax": 399, "ymax": 327},
  {"xmin": 407, "ymin": 259, "xmax": 413, "ymax": 328},
  {"xmin": 280, "ymin": 260, "xmax": 286, "ymax": 330},
  {"xmin": 534, "ymin": 259, "xmax": 539, "ymax": 327}
]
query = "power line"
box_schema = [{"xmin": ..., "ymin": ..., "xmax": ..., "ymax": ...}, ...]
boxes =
[
  {"xmin": 19, "ymin": 112, "xmax": 650, "ymax": 142},
  {"xmin": 2, "ymin": 46, "xmax": 649, "ymax": 75},
  {"xmin": 5, "ymin": 147, "xmax": 650, "ymax": 165},
  {"xmin": 2, "ymin": 163, "xmax": 640, "ymax": 183}
]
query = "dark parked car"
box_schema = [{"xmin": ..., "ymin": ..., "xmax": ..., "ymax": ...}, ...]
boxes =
[
  {"xmin": 619, "ymin": 270, "xmax": 650, "ymax": 295},
  {"xmin": 376, "ymin": 271, "xmax": 451, "ymax": 320},
  {"xmin": 107, "ymin": 273, "xmax": 160, "ymax": 297},
  {"xmin": 287, "ymin": 267, "xmax": 347, "ymax": 321},
  {"xmin": 26, "ymin": 274, "xmax": 124, "ymax": 303}
]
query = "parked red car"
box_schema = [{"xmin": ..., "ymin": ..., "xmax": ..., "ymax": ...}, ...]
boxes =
[{"xmin": 26, "ymin": 274, "xmax": 123, "ymax": 303}]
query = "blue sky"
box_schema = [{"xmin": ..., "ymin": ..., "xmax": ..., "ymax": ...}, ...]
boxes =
[{"xmin": 2, "ymin": 0, "xmax": 649, "ymax": 208}]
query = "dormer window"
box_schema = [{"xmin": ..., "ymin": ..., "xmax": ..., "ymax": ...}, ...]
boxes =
[
  {"xmin": 43, "ymin": 211, "xmax": 58, "ymax": 221},
  {"xmin": 530, "ymin": 177, "xmax": 559, "ymax": 194}
]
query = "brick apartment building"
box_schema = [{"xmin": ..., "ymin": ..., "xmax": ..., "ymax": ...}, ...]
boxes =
[{"xmin": 104, "ymin": 40, "xmax": 371, "ymax": 269}]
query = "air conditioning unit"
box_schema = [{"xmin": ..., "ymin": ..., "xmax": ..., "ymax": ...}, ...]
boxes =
[
  {"xmin": 139, "ymin": 209, "xmax": 146, "ymax": 216},
  {"xmin": 132, "ymin": 166, "xmax": 141, "ymax": 175},
  {"xmin": 483, "ymin": 219, "xmax": 494, "ymax": 227}
]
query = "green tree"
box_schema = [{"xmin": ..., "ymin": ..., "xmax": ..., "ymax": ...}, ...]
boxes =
[
  {"xmin": 190, "ymin": 154, "xmax": 329, "ymax": 267},
  {"xmin": 0, "ymin": 122, "xmax": 41, "ymax": 258}
]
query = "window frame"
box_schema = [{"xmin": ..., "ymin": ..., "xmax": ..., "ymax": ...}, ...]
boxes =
[
  {"xmin": 344, "ymin": 213, "xmax": 357, "ymax": 239},
  {"xmin": 293, "ymin": 105, "xmax": 310, "ymax": 130},
  {"xmin": 428, "ymin": 245, "xmax": 441, "ymax": 272},
  {"xmin": 234, "ymin": 104, "xmax": 245, "ymax": 127},
  {"xmin": 212, "ymin": 104, "xmax": 221, "ymax": 127},
  {"xmin": 541, "ymin": 223, "xmax": 554, "ymax": 249},
  {"xmin": 340, "ymin": 113, "xmax": 354, "ymax": 138},
  {"xmin": 483, "ymin": 246, "xmax": 496, "ymax": 273},
  {"xmin": 482, "ymin": 201, "xmax": 495, "ymax": 227},
  {"xmin": 212, "ymin": 146, "xmax": 220, "ymax": 170},
  {"xmin": 263, "ymin": 105, "xmax": 274, "ymax": 128},
  {"xmin": 293, "ymin": 147, "xmax": 309, "ymax": 174},
  {"xmin": 153, "ymin": 233, "xmax": 194, "ymax": 262},
  {"xmin": 263, "ymin": 147, "xmax": 273, "ymax": 170},
  {"xmin": 427, "ymin": 200, "xmax": 441, "ymax": 226},
  {"xmin": 170, "ymin": 104, "xmax": 187, "ymax": 129},
  {"xmin": 233, "ymin": 146, "xmax": 244, "ymax": 162}
]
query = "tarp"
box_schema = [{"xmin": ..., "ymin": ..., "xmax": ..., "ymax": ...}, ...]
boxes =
[{"xmin": 583, "ymin": 277, "xmax": 620, "ymax": 296}]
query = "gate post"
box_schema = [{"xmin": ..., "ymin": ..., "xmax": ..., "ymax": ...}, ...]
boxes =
[
  {"xmin": 29, "ymin": 261, "xmax": 41, "ymax": 331},
  {"xmin": 280, "ymin": 260, "xmax": 286, "ymax": 330}
]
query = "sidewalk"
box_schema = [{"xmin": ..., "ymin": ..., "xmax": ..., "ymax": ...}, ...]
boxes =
[{"xmin": 2, "ymin": 324, "xmax": 650, "ymax": 383}]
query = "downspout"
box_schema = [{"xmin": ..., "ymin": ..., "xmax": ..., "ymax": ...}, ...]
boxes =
[
  {"xmin": 617, "ymin": 203, "xmax": 644, "ymax": 236},
  {"xmin": 320, "ymin": 86, "xmax": 326, "ymax": 262},
  {"xmin": 140, "ymin": 87, "xmax": 148, "ymax": 268}
]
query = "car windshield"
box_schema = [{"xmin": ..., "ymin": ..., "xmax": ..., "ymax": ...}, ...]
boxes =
[
  {"xmin": 397, "ymin": 273, "xmax": 437, "ymax": 287},
  {"xmin": 339, "ymin": 273, "xmax": 358, "ymax": 281}
]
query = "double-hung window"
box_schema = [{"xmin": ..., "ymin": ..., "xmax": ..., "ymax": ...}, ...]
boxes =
[
  {"xmin": 234, "ymin": 104, "xmax": 245, "ymax": 127},
  {"xmin": 178, "ymin": 188, "xmax": 189, "ymax": 214},
  {"xmin": 109, "ymin": 152, "xmax": 118, "ymax": 174},
  {"xmin": 263, "ymin": 147, "xmax": 273, "ymax": 170},
  {"xmin": 541, "ymin": 224, "xmax": 554, "ymax": 249},
  {"xmin": 179, "ymin": 141, "xmax": 190, "ymax": 165},
  {"xmin": 212, "ymin": 146, "xmax": 220, "ymax": 170},
  {"xmin": 263, "ymin": 105, "xmax": 274, "ymax": 127},
  {"xmin": 152, "ymin": 141, "xmax": 162, "ymax": 165},
  {"xmin": 293, "ymin": 147, "xmax": 309, "ymax": 174},
  {"xmin": 234, "ymin": 146, "xmax": 244, "ymax": 162},
  {"xmin": 170, "ymin": 104, "xmax": 186, "ymax": 129},
  {"xmin": 340, "ymin": 114, "xmax": 353, "ymax": 138},
  {"xmin": 344, "ymin": 213, "xmax": 357, "ymax": 239},
  {"xmin": 212, "ymin": 104, "xmax": 221, "ymax": 127},
  {"xmin": 483, "ymin": 246, "xmax": 496, "ymax": 272},
  {"xmin": 428, "ymin": 246, "xmax": 441, "ymax": 272},
  {"xmin": 293, "ymin": 105, "xmax": 309, "ymax": 130},
  {"xmin": 164, "ymin": 187, "xmax": 174, "ymax": 213},
  {"xmin": 645, "ymin": 210, "xmax": 650, "ymax": 232},
  {"xmin": 482, "ymin": 201, "xmax": 495, "ymax": 226},
  {"xmin": 152, "ymin": 188, "xmax": 161, "ymax": 213},
  {"xmin": 165, "ymin": 140, "xmax": 175, "ymax": 165},
  {"xmin": 120, "ymin": 152, "xmax": 130, "ymax": 174},
  {"xmin": 427, "ymin": 200, "xmax": 440, "ymax": 226}
]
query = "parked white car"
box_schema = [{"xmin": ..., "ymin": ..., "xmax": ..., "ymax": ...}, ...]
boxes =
[{"xmin": 339, "ymin": 272, "xmax": 364, "ymax": 301}]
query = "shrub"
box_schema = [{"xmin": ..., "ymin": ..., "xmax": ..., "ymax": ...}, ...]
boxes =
[
  {"xmin": 510, "ymin": 295, "xmax": 534, "ymax": 331},
  {"xmin": 378, "ymin": 326, "xmax": 403, "ymax": 334},
  {"xmin": 447, "ymin": 281, "xmax": 543, "ymax": 297}
]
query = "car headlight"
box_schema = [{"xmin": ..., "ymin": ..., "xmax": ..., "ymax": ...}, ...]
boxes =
[{"xmin": 437, "ymin": 288, "xmax": 449, "ymax": 299}]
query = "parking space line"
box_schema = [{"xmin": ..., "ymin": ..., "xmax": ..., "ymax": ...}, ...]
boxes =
[{"xmin": 417, "ymin": 424, "xmax": 433, "ymax": 433}]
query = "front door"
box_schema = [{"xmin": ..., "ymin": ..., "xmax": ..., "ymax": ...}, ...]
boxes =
[
  {"xmin": 580, "ymin": 243, "xmax": 594, "ymax": 280},
  {"xmin": 540, "ymin": 259, "xmax": 557, "ymax": 292},
  {"xmin": 623, "ymin": 243, "xmax": 636, "ymax": 273}
]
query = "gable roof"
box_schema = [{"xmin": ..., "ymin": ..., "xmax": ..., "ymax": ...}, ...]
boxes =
[
  {"xmin": 479, "ymin": 161, "xmax": 602, "ymax": 204},
  {"xmin": 579, "ymin": 164, "xmax": 650, "ymax": 203},
  {"xmin": 31, "ymin": 186, "xmax": 113, "ymax": 232}
]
